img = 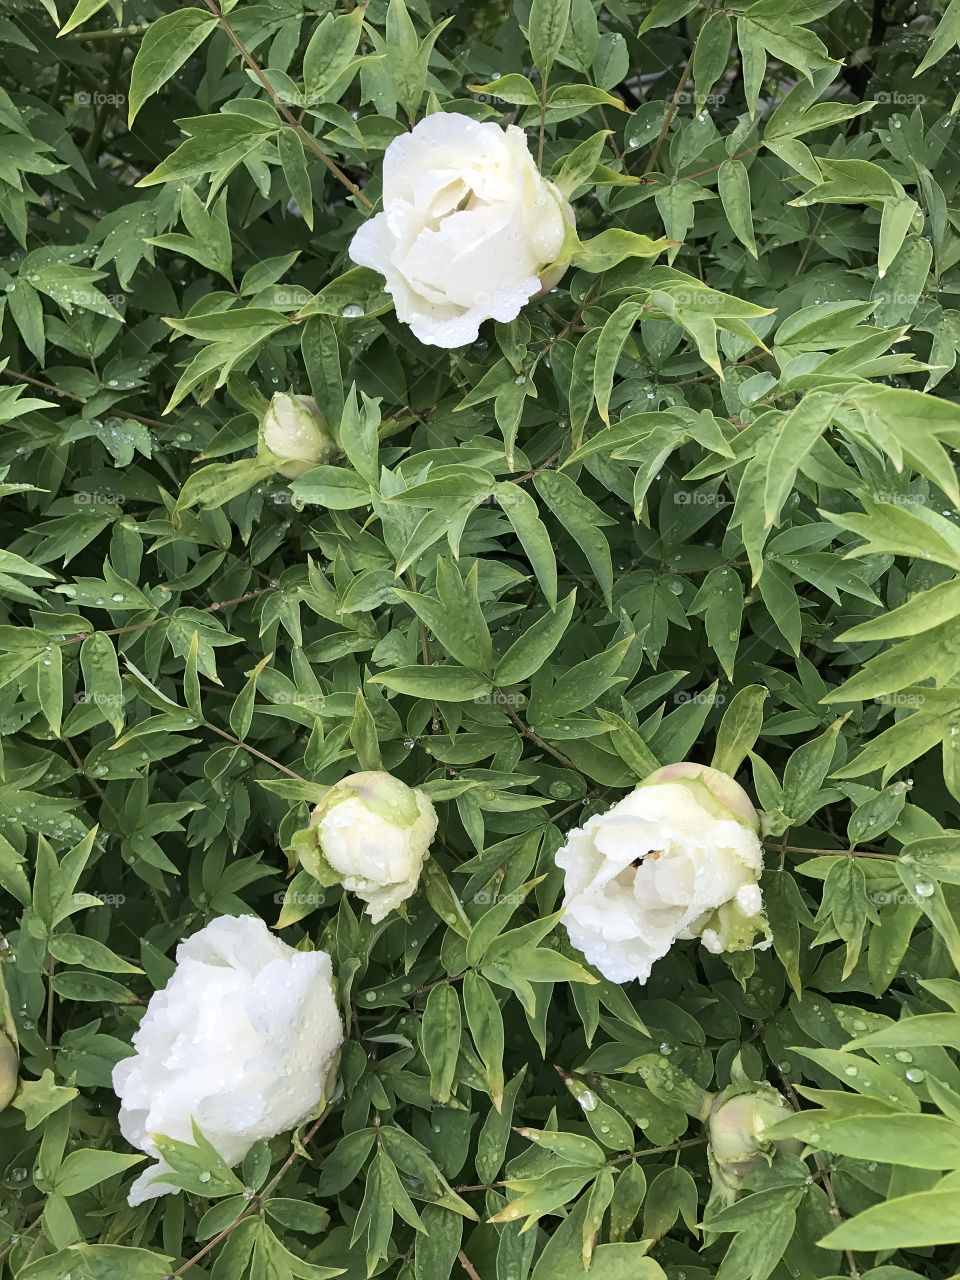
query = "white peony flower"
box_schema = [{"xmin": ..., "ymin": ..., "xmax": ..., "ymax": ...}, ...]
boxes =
[
  {"xmin": 112, "ymin": 915, "xmax": 342, "ymax": 1206},
  {"xmin": 556, "ymin": 762, "xmax": 770, "ymax": 984},
  {"xmin": 258, "ymin": 392, "xmax": 339, "ymax": 479},
  {"xmin": 348, "ymin": 112, "xmax": 575, "ymax": 348},
  {"xmin": 296, "ymin": 771, "xmax": 438, "ymax": 923}
]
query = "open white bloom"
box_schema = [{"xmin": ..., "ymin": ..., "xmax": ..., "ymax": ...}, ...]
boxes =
[
  {"xmin": 298, "ymin": 771, "xmax": 438, "ymax": 923},
  {"xmin": 258, "ymin": 392, "xmax": 339, "ymax": 479},
  {"xmin": 112, "ymin": 915, "xmax": 342, "ymax": 1206},
  {"xmin": 348, "ymin": 112, "xmax": 575, "ymax": 348},
  {"xmin": 556, "ymin": 763, "xmax": 770, "ymax": 984}
]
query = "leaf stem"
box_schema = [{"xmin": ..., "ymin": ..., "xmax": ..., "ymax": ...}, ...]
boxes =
[
  {"xmin": 495, "ymin": 690, "xmax": 581, "ymax": 772},
  {"xmin": 167, "ymin": 1105, "xmax": 332, "ymax": 1277},
  {"xmin": 643, "ymin": 52, "xmax": 694, "ymax": 175},
  {"xmin": 200, "ymin": 0, "xmax": 374, "ymax": 210}
]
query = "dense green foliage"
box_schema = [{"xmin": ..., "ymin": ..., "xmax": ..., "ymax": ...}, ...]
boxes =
[{"xmin": 4, "ymin": 0, "xmax": 960, "ymax": 1277}]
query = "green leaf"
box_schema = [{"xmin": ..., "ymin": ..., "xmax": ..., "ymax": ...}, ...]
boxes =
[
  {"xmin": 528, "ymin": 0, "xmax": 572, "ymax": 74},
  {"xmin": 495, "ymin": 482, "xmax": 557, "ymax": 609},
  {"xmin": 819, "ymin": 1184, "xmax": 960, "ymax": 1249},
  {"xmin": 712, "ymin": 685, "xmax": 768, "ymax": 775},
  {"xmin": 495, "ymin": 588, "xmax": 576, "ymax": 685},
  {"xmin": 128, "ymin": 10, "xmax": 219, "ymax": 126},
  {"xmin": 420, "ymin": 983, "xmax": 462, "ymax": 1105},
  {"xmin": 717, "ymin": 159, "xmax": 757, "ymax": 259}
]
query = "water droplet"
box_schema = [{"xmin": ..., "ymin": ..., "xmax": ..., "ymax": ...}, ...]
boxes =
[
  {"xmin": 914, "ymin": 881, "xmax": 935, "ymax": 898},
  {"xmin": 341, "ymin": 304, "xmax": 363, "ymax": 318},
  {"xmin": 199, "ymin": 1171, "xmax": 211, "ymax": 1184},
  {"xmin": 905, "ymin": 1067, "xmax": 925, "ymax": 1082},
  {"xmin": 895, "ymin": 1050, "xmax": 912, "ymax": 1063}
]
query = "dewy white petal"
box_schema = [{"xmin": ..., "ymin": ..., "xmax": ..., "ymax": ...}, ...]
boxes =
[
  {"xmin": 347, "ymin": 112, "xmax": 573, "ymax": 349},
  {"xmin": 556, "ymin": 777, "xmax": 767, "ymax": 983},
  {"xmin": 315, "ymin": 777, "xmax": 438, "ymax": 923},
  {"xmin": 112, "ymin": 916, "xmax": 342, "ymax": 1206}
]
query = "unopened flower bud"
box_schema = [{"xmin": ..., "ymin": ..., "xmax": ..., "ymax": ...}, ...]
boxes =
[
  {"xmin": 298, "ymin": 771, "xmax": 438, "ymax": 923},
  {"xmin": 258, "ymin": 392, "xmax": 339, "ymax": 479},
  {"xmin": 707, "ymin": 1065, "xmax": 798, "ymax": 1203}
]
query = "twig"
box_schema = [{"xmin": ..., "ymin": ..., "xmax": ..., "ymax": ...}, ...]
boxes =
[
  {"xmin": 644, "ymin": 53, "xmax": 694, "ymax": 175},
  {"xmin": 766, "ymin": 840, "xmax": 898, "ymax": 863},
  {"xmin": 496, "ymin": 691, "xmax": 581, "ymax": 772},
  {"xmin": 781, "ymin": 1077, "xmax": 861, "ymax": 1280},
  {"xmin": 167, "ymin": 1106, "xmax": 332, "ymax": 1277},
  {"xmin": 58, "ymin": 590, "xmax": 274, "ymax": 648},
  {"xmin": 200, "ymin": 0, "xmax": 373, "ymax": 210},
  {"xmin": 458, "ymin": 1251, "xmax": 484, "ymax": 1280},
  {"xmin": 206, "ymin": 723, "xmax": 309, "ymax": 782}
]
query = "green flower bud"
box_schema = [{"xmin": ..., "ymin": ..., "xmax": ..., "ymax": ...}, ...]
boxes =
[
  {"xmin": 258, "ymin": 392, "xmax": 339, "ymax": 479},
  {"xmin": 640, "ymin": 762, "xmax": 761, "ymax": 834},
  {"xmin": 706, "ymin": 1060, "xmax": 798, "ymax": 1203}
]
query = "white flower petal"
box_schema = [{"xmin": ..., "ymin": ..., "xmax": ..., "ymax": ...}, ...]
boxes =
[
  {"xmin": 112, "ymin": 916, "xmax": 343, "ymax": 1206},
  {"xmin": 314, "ymin": 773, "xmax": 438, "ymax": 922},
  {"xmin": 347, "ymin": 112, "xmax": 573, "ymax": 349},
  {"xmin": 556, "ymin": 773, "xmax": 767, "ymax": 983}
]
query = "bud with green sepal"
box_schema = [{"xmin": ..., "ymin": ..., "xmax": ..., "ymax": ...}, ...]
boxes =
[
  {"xmin": 292, "ymin": 771, "xmax": 438, "ymax": 923},
  {"xmin": 706, "ymin": 1055, "xmax": 800, "ymax": 1205},
  {"xmin": 257, "ymin": 392, "xmax": 341, "ymax": 479}
]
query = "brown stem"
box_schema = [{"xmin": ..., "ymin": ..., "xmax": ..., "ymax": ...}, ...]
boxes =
[
  {"xmin": 683, "ymin": 143, "xmax": 762, "ymax": 182},
  {"xmin": 781, "ymin": 1077, "xmax": 861, "ymax": 1280},
  {"xmin": 497, "ymin": 692, "xmax": 581, "ymax": 772},
  {"xmin": 200, "ymin": 0, "xmax": 373, "ymax": 210},
  {"xmin": 206, "ymin": 723, "xmax": 308, "ymax": 782},
  {"xmin": 644, "ymin": 53, "xmax": 694, "ymax": 175},
  {"xmin": 168, "ymin": 1106, "xmax": 332, "ymax": 1277},
  {"xmin": 1, "ymin": 368, "xmax": 171, "ymax": 431},
  {"xmin": 58, "ymin": 589, "xmax": 274, "ymax": 648},
  {"xmin": 766, "ymin": 841, "xmax": 898, "ymax": 863},
  {"xmin": 458, "ymin": 1251, "xmax": 484, "ymax": 1280},
  {"xmin": 512, "ymin": 449, "xmax": 560, "ymax": 484}
]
